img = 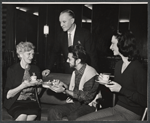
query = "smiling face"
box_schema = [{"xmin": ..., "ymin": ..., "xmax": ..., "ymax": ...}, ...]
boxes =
[
  {"xmin": 67, "ymin": 53, "xmax": 76, "ymax": 68},
  {"xmin": 59, "ymin": 13, "xmax": 74, "ymax": 32},
  {"xmin": 110, "ymin": 35, "xmax": 120, "ymax": 56},
  {"xmin": 20, "ymin": 49, "xmax": 34, "ymax": 65}
]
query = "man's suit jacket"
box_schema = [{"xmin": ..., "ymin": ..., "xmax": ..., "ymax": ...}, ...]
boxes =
[{"xmin": 49, "ymin": 26, "xmax": 98, "ymax": 73}]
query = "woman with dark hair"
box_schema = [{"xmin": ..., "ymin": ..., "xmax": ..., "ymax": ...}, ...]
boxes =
[
  {"xmin": 76, "ymin": 30, "xmax": 147, "ymax": 121},
  {"xmin": 4, "ymin": 41, "xmax": 42, "ymax": 121},
  {"xmin": 113, "ymin": 30, "xmax": 139, "ymax": 61}
]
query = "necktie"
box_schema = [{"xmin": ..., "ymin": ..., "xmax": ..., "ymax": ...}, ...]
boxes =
[{"xmin": 68, "ymin": 33, "xmax": 72, "ymax": 47}]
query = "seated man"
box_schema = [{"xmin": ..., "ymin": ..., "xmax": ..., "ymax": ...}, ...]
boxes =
[{"xmin": 46, "ymin": 44, "xmax": 99, "ymax": 120}]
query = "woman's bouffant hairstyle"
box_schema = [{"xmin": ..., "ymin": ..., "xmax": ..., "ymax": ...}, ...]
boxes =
[
  {"xmin": 113, "ymin": 30, "xmax": 139, "ymax": 61},
  {"xmin": 68, "ymin": 43, "xmax": 87, "ymax": 64},
  {"xmin": 16, "ymin": 41, "xmax": 35, "ymax": 59},
  {"xmin": 60, "ymin": 9, "xmax": 75, "ymax": 19}
]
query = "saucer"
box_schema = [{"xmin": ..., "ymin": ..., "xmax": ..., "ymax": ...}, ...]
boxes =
[
  {"xmin": 42, "ymin": 84, "xmax": 50, "ymax": 88},
  {"xmin": 95, "ymin": 79, "xmax": 109, "ymax": 84},
  {"xmin": 42, "ymin": 82, "xmax": 52, "ymax": 88}
]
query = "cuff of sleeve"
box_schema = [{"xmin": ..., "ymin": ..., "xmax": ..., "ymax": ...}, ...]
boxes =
[
  {"xmin": 73, "ymin": 90, "xmax": 79, "ymax": 99},
  {"xmin": 63, "ymin": 88, "xmax": 67, "ymax": 94},
  {"xmin": 119, "ymin": 87, "xmax": 127, "ymax": 95}
]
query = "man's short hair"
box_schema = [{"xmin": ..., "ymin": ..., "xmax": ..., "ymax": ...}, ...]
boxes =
[
  {"xmin": 68, "ymin": 44, "xmax": 87, "ymax": 64},
  {"xmin": 60, "ymin": 9, "xmax": 75, "ymax": 19}
]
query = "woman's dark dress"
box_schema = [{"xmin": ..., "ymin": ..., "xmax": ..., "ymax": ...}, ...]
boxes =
[{"xmin": 4, "ymin": 63, "xmax": 41, "ymax": 119}]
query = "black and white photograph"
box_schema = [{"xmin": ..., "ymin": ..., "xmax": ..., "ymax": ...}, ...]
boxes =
[{"xmin": 1, "ymin": 1, "xmax": 148, "ymax": 121}]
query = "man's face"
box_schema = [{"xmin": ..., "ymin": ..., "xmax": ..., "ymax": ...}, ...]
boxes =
[
  {"xmin": 67, "ymin": 53, "xmax": 76, "ymax": 68},
  {"xmin": 59, "ymin": 13, "xmax": 74, "ymax": 32}
]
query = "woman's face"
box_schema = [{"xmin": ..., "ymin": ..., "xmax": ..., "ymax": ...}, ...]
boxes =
[
  {"xmin": 20, "ymin": 49, "xmax": 34, "ymax": 64},
  {"xmin": 110, "ymin": 35, "xmax": 120, "ymax": 56}
]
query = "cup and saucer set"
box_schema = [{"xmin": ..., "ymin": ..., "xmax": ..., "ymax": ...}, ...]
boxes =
[{"xmin": 95, "ymin": 73, "xmax": 114, "ymax": 85}]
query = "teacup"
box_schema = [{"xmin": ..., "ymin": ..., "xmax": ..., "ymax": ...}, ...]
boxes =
[
  {"xmin": 95, "ymin": 73, "xmax": 111, "ymax": 85},
  {"xmin": 102, "ymin": 73, "xmax": 110, "ymax": 81}
]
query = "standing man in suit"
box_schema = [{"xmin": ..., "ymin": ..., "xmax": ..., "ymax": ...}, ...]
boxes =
[{"xmin": 48, "ymin": 9, "xmax": 98, "ymax": 74}]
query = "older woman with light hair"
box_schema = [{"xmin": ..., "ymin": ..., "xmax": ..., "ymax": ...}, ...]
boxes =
[{"xmin": 4, "ymin": 41, "xmax": 42, "ymax": 121}]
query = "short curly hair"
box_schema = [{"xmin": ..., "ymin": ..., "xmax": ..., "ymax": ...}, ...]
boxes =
[
  {"xmin": 68, "ymin": 44, "xmax": 87, "ymax": 64},
  {"xmin": 16, "ymin": 41, "xmax": 35, "ymax": 59},
  {"xmin": 113, "ymin": 30, "xmax": 139, "ymax": 61}
]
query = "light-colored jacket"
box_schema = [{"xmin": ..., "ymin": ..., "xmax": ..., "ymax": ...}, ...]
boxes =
[{"xmin": 68, "ymin": 65, "xmax": 99, "ymax": 106}]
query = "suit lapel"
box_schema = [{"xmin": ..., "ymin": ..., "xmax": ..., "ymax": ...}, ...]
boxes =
[
  {"xmin": 61, "ymin": 32, "xmax": 68, "ymax": 59},
  {"xmin": 73, "ymin": 27, "xmax": 83, "ymax": 46},
  {"xmin": 64, "ymin": 32, "xmax": 68, "ymax": 47},
  {"xmin": 73, "ymin": 27, "xmax": 79, "ymax": 45}
]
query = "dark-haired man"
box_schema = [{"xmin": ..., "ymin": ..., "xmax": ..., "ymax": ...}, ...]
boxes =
[
  {"xmin": 47, "ymin": 44, "xmax": 99, "ymax": 120},
  {"xmin": 48, "ymin": 9, "xmax": 98, "ymax": 73}
]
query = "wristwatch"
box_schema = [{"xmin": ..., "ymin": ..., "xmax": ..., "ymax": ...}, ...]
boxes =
[{"xmin": 63, "ymin": 87, "xmax": 68, "ymax": 94}]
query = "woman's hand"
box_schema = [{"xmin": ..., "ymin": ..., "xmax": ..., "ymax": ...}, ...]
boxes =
[
  {"xmin": 95, "ymin": 74, "xmax": 111, "ymax": 85},
  {"xmin": 36, "ymin": 79, "xmax": 43, "ymax": 85},
  {"xmin": 95, "ymin": 74, "xmax": 103, "ymax": 82},
  {"xmin": 21, "ymin": 80, "xmax": 38, "ymax": 88},
  {"xmin": 105, "ymin": 81, "xmax": 122, "ymax": 92},
  {"xmin": 42, "ymin": 69, "xmax": 50, "ymax": 77},
  {"xmin": 7, "ymin": 80, "xmax": 39, "ymax": 99}
]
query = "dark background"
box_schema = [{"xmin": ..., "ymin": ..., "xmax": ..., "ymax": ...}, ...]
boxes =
[{"xmin": 2, "ymin": 3, "xmax": 148, "ymax": 89}]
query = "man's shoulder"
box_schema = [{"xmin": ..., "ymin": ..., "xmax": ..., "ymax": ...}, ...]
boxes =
[
  {"xmin": 86, "ymin": 64, "xmax": 96, "ymax": 71},
  {"xmin": 85, "ymin": 65, "xmax": 97, "ymax": 75},
  {"xmin": 76, "ymin": 26, "xmax": 90, "ymax": 33},
  {"xmin": 59, "ymin": 30, "xmax": 67, "ymax": 36},
  {"xmin": 83, "ymin": 65, "xmax": 97, "ymax": 82}
]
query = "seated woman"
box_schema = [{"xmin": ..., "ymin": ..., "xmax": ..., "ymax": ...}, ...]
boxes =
[
  {"xmin": 76, "ymin": 30, "xmax": 147, "ymax": 121},
  {"xmin": 3, "ymin": 41, "xmax": 42, "ymax": 121}
]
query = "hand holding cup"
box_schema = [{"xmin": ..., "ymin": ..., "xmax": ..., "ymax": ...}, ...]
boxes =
[
  {"xmin": 42, "ymin": 69, "xmax": 50, "ymax": 77},
  {"xmin": 96, "ymin": 73, "xmax": 111, "ymax": 85},
  {"xmin": 105, "ymin": 81, "xmax": 122, "ymax": 92}
]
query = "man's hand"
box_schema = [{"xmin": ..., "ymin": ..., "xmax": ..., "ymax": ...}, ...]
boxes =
[
  {"xmin": 37, "ymin": 87, "xmax": 42, "ymax": 95},
  {"xmin": 58, "ymin": 81, "xmax": 68, "ymax": 89},
  {"xmin": 66, "ymin": 97, "xmax": 73, "ymax": 103},
  {"xmin": 42, "ymin": 69, "xmax": 50, "ymax": 77},
  {"xmin": 49, "ymin": 85, "xmax": 65, "ymax": 93}
]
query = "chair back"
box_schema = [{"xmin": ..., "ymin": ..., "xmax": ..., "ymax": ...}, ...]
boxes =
[{"xmin": 141, "ymin": 107, "xmax": 147, "ymax": 121}]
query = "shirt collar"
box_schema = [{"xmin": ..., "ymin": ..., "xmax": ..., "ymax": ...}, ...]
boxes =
[
  {"xmin": 68, "ymin": 24, "xmax": 76, "ymax": 35},
  {"xmin": 75, "ymin": 63, "xmax": 86, "ymax": 75},
  {"xmin": 25, "ymin": 65, "xmax": 30, "ymax": 71}
]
